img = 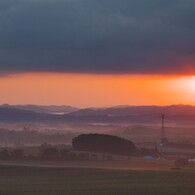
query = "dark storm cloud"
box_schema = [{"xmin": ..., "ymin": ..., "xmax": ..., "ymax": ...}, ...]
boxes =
[{"xmin": 0, "ymin": 0, "xmax": 194, "ymax": 74}]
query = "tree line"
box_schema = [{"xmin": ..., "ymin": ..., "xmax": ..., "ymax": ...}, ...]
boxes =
[{"xmin": 0, "ymin": 128, "xmax": 76, "ymax": 146}]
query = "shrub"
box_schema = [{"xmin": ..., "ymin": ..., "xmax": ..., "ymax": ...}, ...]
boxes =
[{"xmin": 174, "ymin": 159, "xmax": 190, "ymax": 168}]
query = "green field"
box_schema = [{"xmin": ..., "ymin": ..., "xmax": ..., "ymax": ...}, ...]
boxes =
[{"xmin": 0, "ymin": 165, "xmax": 194, "ymax": 195}]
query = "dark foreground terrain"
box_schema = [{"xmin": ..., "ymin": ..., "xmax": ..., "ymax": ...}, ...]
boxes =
[{"xmin": 0, "ymin": 165, "xmax": 194, "ymax": 195}]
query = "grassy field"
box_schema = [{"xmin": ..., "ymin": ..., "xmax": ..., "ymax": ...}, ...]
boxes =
[{"xmin": 0, "ymin": 165, "xmax": 194, "ymax": 195}]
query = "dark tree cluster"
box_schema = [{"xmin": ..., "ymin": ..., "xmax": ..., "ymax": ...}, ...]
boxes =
[
  {"xmin": 0, "ymin": 128, "xmax": 76, "ymax": 146},
  {"xmin": 0, "ymin": 147, "xmax": 72, "ymax": 161},
  {"xmin": 174, "ymin": 159, "xmax": 191, "ymax": 168},
  {"xmin": 0, "ymin": 149, "xmax": 25, "ymax": 160},
  {"xmin": 72, "ymin": 134, "xmax": 139, "ymax": 156}
]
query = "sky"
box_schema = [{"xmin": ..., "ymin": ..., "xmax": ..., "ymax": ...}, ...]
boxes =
[{"xmin": 0, "ymin": 0, "xmax": 195, "ymax": 107}]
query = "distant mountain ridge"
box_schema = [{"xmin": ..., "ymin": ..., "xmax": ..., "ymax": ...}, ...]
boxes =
[
  {"xmin": 0, "ymin": 107, "xmax": 53, "ymax": 121},
  {"xmin": 67, "ymin": 105, "xmax": 195, "ymax": 116},
  {"xmin": 1, "ymin": 104, "xmax": 195, "ymax": 123},
  {"xmin": 0, "ymin": 104, "xmax": 78, "ymax": 114}
]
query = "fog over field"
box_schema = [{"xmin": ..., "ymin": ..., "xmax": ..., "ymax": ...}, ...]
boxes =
[
  {"xmin": 0, "ymin": 1, "xmax": 195, "ymax": 194},
  {"xmin": 0, "ymin": 104, "xmax": 195, "ymax": 146}
]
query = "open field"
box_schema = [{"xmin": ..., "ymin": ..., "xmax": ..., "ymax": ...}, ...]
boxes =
[
  {"xmin": 0, "ymin": 157, "xmax": 174, "ymax": 170},
  {"xmin": 0, "ymin": 165, "xmax": 194, "ymax": 195}
]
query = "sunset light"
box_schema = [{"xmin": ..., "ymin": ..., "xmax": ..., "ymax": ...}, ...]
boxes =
[
  {"xmin": 1, "ymin": 73, "xmax": 195, "ymax": 107},
  {"xmin": 0, "ymin": 1, "xmax": 195, "ymax": 193}
]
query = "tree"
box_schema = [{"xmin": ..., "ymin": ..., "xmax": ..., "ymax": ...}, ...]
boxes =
[
  {"xmin": 174, "ymin": 159, "xmax": 190, "ymax": 168},
  {"xmin": 72, "ymin": 134, "xmax": 138, "ymax": 156},
  {"xmin": 0, "ymin": 149, "xmax": 10, "ymax": 159},
  {"xmin": 59, "ymin": 149, "xmax": 70, "ymax": 160},
  {"xmin": 39, "ymin": 147, "xmax": 59, "ymax": 160},
  {"xmin": 10, "ymin": 149, "xmax": 24, "ymax": 159}
]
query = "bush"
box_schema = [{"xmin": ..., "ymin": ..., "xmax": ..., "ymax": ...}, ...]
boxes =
[
  {"xmin": 59, "ymin": 149, "xmax": 70, "ymax": 160},
  {"xmin": 39, "ymin": 147, "xmax": 59, "ymax": 160},
  {"xmin": 0, "ymin": 149, "xmax": 10, "ymax": 159},
  {"xmin": 10, "ymin": 149, "xmax": 24, "ymax": 160},
  {"xmin": 174, "ymin": 159, "xmax": 190, "ymax": 168}
]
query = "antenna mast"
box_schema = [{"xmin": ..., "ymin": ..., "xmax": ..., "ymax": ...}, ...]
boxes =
[{"xmin": 160, "ymin": 114, "xmax": 166, "ymax": 145}]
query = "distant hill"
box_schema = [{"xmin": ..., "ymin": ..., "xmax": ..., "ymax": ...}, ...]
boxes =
[
  {"xmin": 68, "ymin": 105, "xmax": 195, "ymax": 116},
  {"xmin": 1, "ymin": 105, "xmax": 195, "ymax": 123},
  {"xmin": 0, "ymin": 107, "xmax": 53, "ymax": 121},
  {"xmin": 0, "ymin": 104, "xmax": 78, "ymax": 114},
  {"xmin": 65, "ymin": 105, "xmax": 195, "ymax": 123}
]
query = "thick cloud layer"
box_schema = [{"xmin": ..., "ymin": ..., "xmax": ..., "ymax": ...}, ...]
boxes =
[{"xmin": 0, "ymin": 0, "xmax": 194, "ymax": 74}]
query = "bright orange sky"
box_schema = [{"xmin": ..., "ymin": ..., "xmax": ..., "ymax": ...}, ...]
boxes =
[{"xmin": 0, "ymin": 73, "xmax": 195, "ymax": 108}]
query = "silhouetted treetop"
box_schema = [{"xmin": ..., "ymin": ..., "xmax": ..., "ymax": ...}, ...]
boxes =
[{"xmin": 72, "ymin": 134, "xmax": 138, "ymax": 156}]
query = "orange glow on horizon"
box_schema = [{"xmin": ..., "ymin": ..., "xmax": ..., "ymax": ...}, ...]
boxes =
[{"xmin": 0, "ymin": 72, "xmax": 195, "ymax": 107}]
